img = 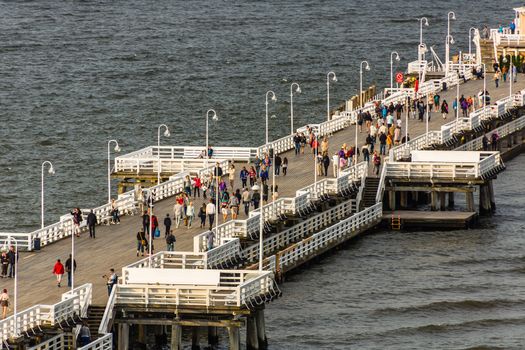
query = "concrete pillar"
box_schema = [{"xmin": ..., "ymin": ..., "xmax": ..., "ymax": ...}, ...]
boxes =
[
  {"xmin": 208, "ymin": 326, "xmax": 219, "ymax": 347},
  {"xmin": 400, "ymin": 192, "xmax": 408, "ymax": 209},
  {"xmin": 191, "ymin": 327, "xmax": 200, "ymax": 350},
  {"xmin": 430, "ymin": 192, "xmax": 439, "ymax": 211},
  {"xmin": 448, "ymin": 192, "xmax": 455, "ymax": 208},
  {"xmin": 388, "ymin": 190, "xmax": 396, "ymax": 211},
  {"xmin": 466, "ymin": 191, "xmax": 475, "ymax": 212},
  {"xmin": 117, "ymin": 323, "xmax": 129, "ymax": 350},
  {"xmin": 439, "ymin": 192, "xmax": 446, "ymax": 211},
  {"xmin": 255, "ymin": 309, "xmax": 268, "ymax": 348},
  {"xmin": 228, "ymin": 326, "xmax": 241, "ymax": 350},
  {"xmin": 171, "ymin": 325, "xmax": 182, "ymax": 350},
  {"xmin": 246, "ymin": 316, "xmax": 259, "ymax": 350}
]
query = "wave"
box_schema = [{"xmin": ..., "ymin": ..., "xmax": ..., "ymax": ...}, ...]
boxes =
[{"xmin": 374, "ymin": 298, "xmax": 525, "ymax": 315}]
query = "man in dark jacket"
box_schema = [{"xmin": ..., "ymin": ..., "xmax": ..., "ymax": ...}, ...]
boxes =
[
  {"xmin": 65, "ymin": 254, "xmax": 77, "ymax": 288},
  {"xmin": 163, "ymin": 214, "xmax": 172, "ymax": 238},
  {"xmin": 142, "ymin": 211, "xmax": 150, "ymax": 235},
  {"xmin": 7, "ymin": 246, "xmax": 17, "ymax": 278},
  {"xmin": 274, "ymin": 155, "xmax": 282, "ymax": 175},
  {"xmin": 86, "ymin": 210, "xmax": 97, "ymax": 238}
]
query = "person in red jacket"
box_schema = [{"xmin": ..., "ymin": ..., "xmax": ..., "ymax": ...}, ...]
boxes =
[{"xmin": 52, "ymin": 259, "xmax": 65, "ymax": 287}]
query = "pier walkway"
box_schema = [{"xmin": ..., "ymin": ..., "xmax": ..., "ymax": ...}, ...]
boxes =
[{"xmin": 2, "ymin": 76, "xmax": 525, "ymax": 314}]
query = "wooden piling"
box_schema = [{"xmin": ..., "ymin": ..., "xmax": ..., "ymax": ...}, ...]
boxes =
[
  {"xmin": 208, "ymin": 326, "xmax": 219, "ymax": 346},
  {"xmin": 448, "ymin": 192, "xmax": 455, "ymax": 208},
  {"xmin": 466, "ymin": 192, "xmax": 475, "ymax": 212},
  {"xmin": 487, "ymin": 180, "xmax": 496, "ymax": 211},
  {"xmin": 400, "ymin": 191, "xmax": 408, "ymax": 209},
  {"xmin": 439, "ymin": 192, "xmax": 447, "ymax": 211},
  {"xmin": 388, "ymin": 190, "xmax": 396, "ymax": 210},
  {"xmin": 246, "ymin": 316, "xmax": 259, "ymax": 349},
  {"xmin": 228, "ymin": 326, "xmax": 241, "ymax": 350},
  {"xmin": 256, "ymin": 309, "xmax": 268, "ymax": 348},
  {"xmin": 117, "ymin": 323, "xmax": 129, "ymax": 350},
  {"xmin": 430, "ymin": 192, "xmax": 439, "ymax": 211},
  {"xmin": 479, "ymin": 184, "xmax": 492, "ymax": 215},
  {"xmin": 171, "ymin": 324, "xmax": 182, "ymax": 350},
  {"xmin": 192, "ymin": 327, "xmax": 200, "ymax": 350}
]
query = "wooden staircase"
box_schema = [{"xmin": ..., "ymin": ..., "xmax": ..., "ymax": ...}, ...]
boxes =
[
  {"xmin": 85, "ymin": 305, "xmax": 106, "ymax": 338},
  {"xmin": 361, "ymin": 177, "xmax": 380, "ymax": 210}
]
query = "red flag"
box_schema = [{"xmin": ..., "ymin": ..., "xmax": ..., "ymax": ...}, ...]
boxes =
[{"xmin": 414, "ymin": 79, "xmax": 419, "ymax": 93}]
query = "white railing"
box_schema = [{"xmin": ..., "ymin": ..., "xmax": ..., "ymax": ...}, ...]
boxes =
[
  {"xmin": 61, "ymin": 283, "xmax": 92, "ymax": 318},
  {"xmin": 375, "ymin": 161, "xmax": 387, "ymax": 203},
  {"xmin": 0, "ymin": 232, "xmax": 32, "ymax": 251},
  {"xmin": 114, "ymin": 270, "xmax": 274, "ymax": 308},
  {"xmin": 0, "ymin": 283, "xmax": 92, "ymax": 341},
  {"xmin": 276, "ymin": 203, "xmax": 382, "ymax": 271},
  {"xmin": 455, "ymin": 115, "xmax": 525, "ymax": 151},
  {"xmin": 28, "ymin": 333, "xmax": 73, "ymax": 350},
  {"xmin": 391, "ymin": 131, "xmax": 442, "ymax": 160},
  {"xmin": 79, "ymin": 334, "xmax": 113, "ymax": 350},
  {"xmin": 123, "ymin": 252, "xmax": 207, "ymax": 279}
]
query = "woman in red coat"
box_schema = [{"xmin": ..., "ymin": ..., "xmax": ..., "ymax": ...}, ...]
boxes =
[{"xmin": 53, "ymin": 259, "xmax": 65, "ymax": 287}]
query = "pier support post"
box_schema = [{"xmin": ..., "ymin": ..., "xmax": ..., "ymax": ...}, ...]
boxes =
[
  {"xmin": 388, "ymin": 191, "xmax": 396, "ymax": 210},
  {"xmin": 400, "ymin": 192, "xmax": 408, "ymax": 209},
  {"xmin": 439, "ymin": 192, "xmax": 446, "ymax": 211},
  {"xmin": 448, "ymin": 192, "xmax": 455, "ymax": 208},
  {"xmin": 246, "ymin": 316, "xmax": 259, "ymax": 350},
  {"xmin": 208, "ymin": 326, "xmax": 219, "ymax": 346},
  {"xmin": 137, "ymin": 324, "xmax": 146, "ymax": 343},
  {"xmin": 255, "ymin": 309, "xmax": 268, "ymax": 348},
  {"xmin": 479, "ymin": 184, "xmax": 492, "ymax": 215},
  {"xmin": 487, "ymin": 180, "xmax": 496, "ymax": 211},
  {"xmin": 117, "ymin": 323, "xmax": 129, "ymax": 350},
  {"xmin": 171, "ymin": 324, "xmax": 182, "ymax": 350},
  {"xmin": 466, "ymin": 191, "xmax": 475, "ymax": 212},
  {"xmin": 192, "ymin": 327, "xmax": 200, "ymax": 350},
  {"xmin": 228, "ymin": 326, "xmax": 241, "ymax": 350},
  {"xmin": 430, "ymin": 192, "xmax": 439, "ymax": 211}
]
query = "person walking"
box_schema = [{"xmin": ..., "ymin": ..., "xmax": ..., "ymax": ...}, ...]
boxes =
[
  {"xmin": 373, "ymin": 151, "xmax": 381, "ymax": 176},
  {"xmin": 230, "ymin": 192, "xmax": 240, "ymax": 220},
  {"xmin": 494, "ymin": 70, "xmax": 500, "ymax": 88},
  {"xmin": 274, "ymin": 154, "xmax": 282, "ymax": 176},
  {"xmin": 252, "ymin": 186, "xmax": 261, "ymax": 209},
  {"xmin": 111, "ymin": 199, "xmax": 120, "ymax": 224},
  {"xmin": 206, "ymin": 199, "xmax": 216, "ymax": 231},
  {"xmin": 322, "ymin": 154, "xmax": 330, "ymax": 177},
  {"xmin": 163, "ymin": 214, "xmax": 172, "ymax": 237},
  {"xmin": 198, "ymin": 203, "xmax": 206, "ymax": 228},
  {"xmin": 86, "ymin": 210, "xmax": 97, "ymax": 238},
  {"xmin": 242, "ymin": 187, "xmax": 251, "ymax": 216},
  {"xmin": 441, "ymin": 100, "xmax": 449, "ymax": 119},
  {"xmin": 0, "ymin": 289, "xmax": 8, "ymax": 319},
  {"xmin": 206, "ymin": 230, "xmax": 215, "ymax": 251},
  {"xmin": 282, "ymin": 157, "xmax": 288, "ymax": 176},
  {"xmin": 186, "ymin": 201, "xmax": 195, "ymax": 228},
  {"xmin": 228, "ymin": 162, "xmax": 236, "ymax": 189},
  {"xmin": 53, "ymin": 259, "xmax": 65, "ymax": 287},
  {"xmin": 70, "ymin": 208, "xmax": 82, "ymax": 237},
  {"xmin": 7, "ymin": 246, "xmax": 16, "ymax": 278},
  {"xmin": 136, "ymin": 230, "xmax": 147, "ymax": 257},
  {"xmin": 166, "ymin": 230, "xmax": 176, "ymax": 251},
  {"xmin": 240, "ymin": 166, "xmax": 249, "ymax": 188},
  {"xmin": 192, "ymin": 175, "xmax": 202, "ymax": 198},
  {"xmin": 65, "ymin": 254, "xmax": 77, "ymax": 288},
  {"xmin": 173, "ymin": 200, "xmax": 183, "ymax": 229},
  {"xmin": 0, "ymin": 252, "xmax": 8, "ymax": 278},
  {"xmin": 78, "ymin": 321, "xmax": 92, "ymax": 346},
  {"xmin": 142, "ymin": 210, "xmax": 150, "ymax": 236}
]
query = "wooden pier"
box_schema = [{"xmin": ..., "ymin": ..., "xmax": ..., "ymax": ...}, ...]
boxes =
[{"xmin": 382, "ymin": 211, "xmax": 478, "ymax": 229}]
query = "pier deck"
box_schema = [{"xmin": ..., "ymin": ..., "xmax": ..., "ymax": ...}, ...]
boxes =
[
  {"xmin": 3, "ymin": 76, "xmax": 525, "ymax": 312},
  {"xmin": 383, "ymin": 210, "xmax": 478, "ymax": 229}
]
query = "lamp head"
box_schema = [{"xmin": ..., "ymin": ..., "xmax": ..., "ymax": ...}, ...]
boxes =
[
  {"xmin": 270, "ymin": 114, "xmax": 277, "ymax": 119},
  {"xmin": 271, "ymin": 94, "xmax": 277, "ymax": 102},
  {"xmin": 163, "ymin": 129, "xmax": 170, "ymax": 137},
  {"xmin": 395, "ymin": 53, "xmax": 401, "ymax": 61},
  {"xmin": 212, "ymin": 113, "xmax": 219, "ymax": 121},
  {"xmin": 48, "ymin": 166, "xmax": 55, "ymax": 175},
  {"xmin": 115, "ymin": 145, "xmax": 121, "ymax": 152},
  {"xmin": 422, "ymin": 17, "xmax": 429, "ymax": 26},
  {"xmin": 296, "ymin": 86, "xmax": 301, "ymax": 93},
  {"xmin": 449, "ymin": 11, "xmax": 456, "ymax": 20},
  {"xmin": 365, "ymin": 63, "xmax": 371, "ymax": 71},
  {"xmin": 503, "ymin": 57, "xmax": 508, "ymax": 63},
  {"xmin": 449, "ymin": 36, "xmax": 455, "ymax": 44}
]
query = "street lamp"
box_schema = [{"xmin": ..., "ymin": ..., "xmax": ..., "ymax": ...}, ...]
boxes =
[
  {"xmin": 205, "ymin": 109, "xmax": 218, "ymax": 170},
  {"xmin": 156, "ymin": 124, "xmax": 170, "ymax": 184},
  {"xmin": 290, "ymin": 83, "xmax": 301, "ymax": 135},
  {"xmin": 3, "ymin": 238, "xmax": 18, "ymax": 336},
  {"xmin": 359, "ymin": 61, "xmax": 371, "ymax": 161},
  {"xmin": 418, "ymin": 17, "xmax": 429, "ymax": 83},
  {"xmin": 142, "ymin": 188, "xmax": 154, "ymax": 267},
  {"xmin": 446, "ymin": 11, "xmax": 456, "ymax": 75},
  {"xmin": 260, "ymin": 90, "xmax": 276, "ymax": 271},
  {"xmin": 390, "ymin": 51, "xmax": 400, "ymax": 90},
  {"xmin": 41, "ymin": 161, "xmax": 55, "ymax": 229},
  {"xmin": 107, "ymin": 140, "xmax": 121, "ymax": 203},
  {"xmin": 326, "ymin": 72, "xmax": 337, "ymax": 121},
  {"xmin": 503, "ymin": 56, "xmax": 513, "ymax": 98},
  {"xmin": 469, "ymin": 27, "xmax": 477, "ymax": 62}
]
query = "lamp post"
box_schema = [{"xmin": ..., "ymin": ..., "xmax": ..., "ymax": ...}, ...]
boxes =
[
  {"xmin": 418, "ymin": 17, "xmax": 429, "ymax": 83},
  {"xmin": 142, "ymin": 188, "xmax": 154, "ymax": 267},
  {"xmin": 3, "ymin": 238, "xmax": 17, "ymax": 336},
  {"xmin": 260, "ymin": 91, "xmax": 276, "ymax": 271},
  {"xmin": 107, "ymin": 140, "xmax": 120, "ymax": 203},
  {"xmin": 290, "ymin": 83, "xmax": 301, "ymax": 135},
  {"xmin": 41, "ymin": 161, "xmax": 55, "ymax": 229},
  {"xmin": 359, "ymin": 61, "xmax": 371, "ymax": 161},
  {"xmin": 426, "ymin": 94, "xmax": 430, "ymax": 146},
  {"xmin": 483, "ymin": 63, "xmax": 487, "ymax": 109},
  {"xmin": 326, "ymin": 72, "xmax": 337, "ymax": 121},
  {"xmin": 445, "ymin": 11, "xmax": 456, "ymax": 75},
  {"xmin": 156, "ymin": 124, "xmax": 170, "ymax": 184},
  {"xmin": 390, "ymin": 51, "xmax": 400, "ymax": 90},
  {"xmin": 205, "ymin": 109, "xmax": 218, "ymax": 170},
  {"xmin": 469, "ymin": 27, "xmax": 477, "ymax": 62}
]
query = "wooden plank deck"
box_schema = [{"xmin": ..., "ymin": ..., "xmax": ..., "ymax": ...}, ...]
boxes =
[
  {"xmin": 383, "ymin": 210, "xmax": 478, "ymax": 229},
  {"xmin": 3, "ymin": 76, "xmax": 524, "ymax": 311}
]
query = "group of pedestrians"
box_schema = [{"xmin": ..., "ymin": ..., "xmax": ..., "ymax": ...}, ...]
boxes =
[{"xmin": 0, "ymin": 246, "xmax": 16, "ymax": 319}]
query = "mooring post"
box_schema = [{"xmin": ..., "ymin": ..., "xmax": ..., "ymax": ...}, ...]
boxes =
[
  {"xmin": 228, "ymin": 326, "xmax": 241, "ymax": 350},
  {"xmin": 117, "ymin": 323, "xmax": 129, "ymax": 350},
  {"xmin": 255, "ymin": 309, "xmax": 268, "ymax": 348},
  {"xmin": 171, "ymin": 324, "xmax": 182, "ymax": 350},
  {"xmin": 246, "ymin": 316, "xmax": 259, "ymax": 350}
]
